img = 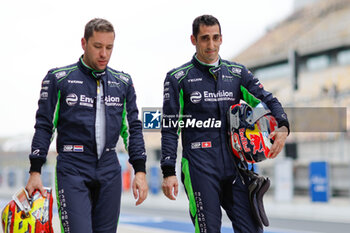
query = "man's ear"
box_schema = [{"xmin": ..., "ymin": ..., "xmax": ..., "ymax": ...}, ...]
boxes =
[
  {"xmin": 190, "ymin": 35, "xmax": 196, "ymax": 46},
  {"xmin": 81, "ymin": 37, "xmax": 87, "ymax": 51}
]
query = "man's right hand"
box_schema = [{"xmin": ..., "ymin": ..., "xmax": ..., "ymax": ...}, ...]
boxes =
[
  {"xmin": 25, "ymin": 172, "xmax": 46, "ymax": 197},
  {"xmin": 161, "ymin": 175, "xmax": 178, "ymax": 200}
]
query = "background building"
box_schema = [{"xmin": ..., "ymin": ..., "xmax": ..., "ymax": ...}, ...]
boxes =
[{"xmin": 233, "ymin": 0, "xmax": 350, "ymax": 196}]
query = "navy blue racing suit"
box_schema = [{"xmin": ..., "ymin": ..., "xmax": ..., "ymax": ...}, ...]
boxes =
[
  {"xmin": 161, "ymin": 55, "xmax": 289, "ymax": 233},
  {"xmin": 29, "ymin": 57, "xmax": 146, "ymax": 233}
]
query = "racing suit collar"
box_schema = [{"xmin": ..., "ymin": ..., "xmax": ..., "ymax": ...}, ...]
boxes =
[
  {"xmin": 78, "ymin": 56, "xmax": 106, "ymax": 80},
  {"xmin": 192, "ymin": 54, "xmax": 222, "ymax": 72}
]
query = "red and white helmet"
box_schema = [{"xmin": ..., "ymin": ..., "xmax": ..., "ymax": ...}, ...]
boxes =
[{"xmin": 227, "ymin": 103, "xmax": 278, "ymax": 163}]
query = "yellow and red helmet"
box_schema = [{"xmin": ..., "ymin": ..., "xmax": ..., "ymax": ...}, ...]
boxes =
[
  {"xmin": 1, "ymin": 188, "xmax": 53, "ymax": 233},
  {"xmin": 227, "ymin": 103, "xmax": 278, "ymax": 163}
]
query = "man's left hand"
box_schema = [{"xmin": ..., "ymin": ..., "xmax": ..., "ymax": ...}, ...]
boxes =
[
  {"xmin": 268, "ymin": 126, "xmax": 288, "ymax": 159},
  {"xmin": 132, "ymin": 172, "xmax": 148, "ymax": 206}
]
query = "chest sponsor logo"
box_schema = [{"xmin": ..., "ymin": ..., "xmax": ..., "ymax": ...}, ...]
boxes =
[
  {"xmin": 80, "ymin": 95, "xmax": 94, "ymax": 107},
  {"xmin": 104, "ymin": 95, "xmax": 122, "ymax": 106},
  {"xmin": 222, "ymin": 75, "xmax": 234, "ymax": 82},
  {"xmin": 63, "ymin": 145, "xmax": 84, "ymax": 152},
  {"xmin": 188, "ymin": 77, "xmax": 202, "ymax": 83},
  {"xmin": 63, "ymin": 145, "xmax": 73, "ymax": 152},
  {"xmin": 190, "ymin": 90, "xmax": 235, "ymax": 103},
  {"xmin": 66, "ymin": 93, "xmax": 78, "ymax": 106},
  {"xmin": 66, "ymin": 93, "xmax": 95, "ymax": 107},
  {"xmin": 203, "ymin": 90, "xmax": 235, "ymax": 102},
  {"xmin": 191, "ymin": 141, "xmax": 212, "ymax": 149},
  {"xmin": 190, "ymin": 91, "xmax": 202, "ymax": 104},
  {"xmin": 191, "ymin": 142, "xmax": 201, "ymax": 149},
  {"xmin": 108, "ymin": 81, "xmax": 120, "ymax": 88},
  {"xmin": 68, "ymin": 80, "xmax": 83, "ymax": 84}
]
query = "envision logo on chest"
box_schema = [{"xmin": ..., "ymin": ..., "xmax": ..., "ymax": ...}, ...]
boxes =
[
  {"xmin": 66, "ymin": 93, "xmax": 94, "ymax": 107},
  {"xmin": 66, "ymin": 93, "xmax": 78, "ymax": 106},
  {"xmin": 80, "ymin": 95, "xmax": 94, "ymax": 107},
  {"xmin": 190, "ymin": 91, "xmax": 202, "ymax": 103},
  {"xmin": 105, "ymin": 95, "xmax": 122, "ymax": 106},
  {"xmin": 204, "ymin": 90, "xmax": 235, "ymax": 102}
]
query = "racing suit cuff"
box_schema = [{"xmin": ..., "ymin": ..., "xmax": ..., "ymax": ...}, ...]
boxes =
[
  {"xmin": 161, "ymin": 166, "xmax": 176, "ymax": 178},
  {"xmin": 29, "ymin": 158, "xmax": 45, "ymax": 173},
  {"xmin": 132, "ymin": 159, "xmax": 146, "ymax": 174},
  {"xmin": 278, "ymin": 121, "xmax": 290, "ymax": 135}
]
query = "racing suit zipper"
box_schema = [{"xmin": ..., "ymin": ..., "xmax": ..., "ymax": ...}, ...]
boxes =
[
  {"xmin": 95, "ymin": 80, "xmax": 106, "ymax": 159},
  {"xmin": 210, "ymin": 67, "xmax": 227, "ymax": 177}
]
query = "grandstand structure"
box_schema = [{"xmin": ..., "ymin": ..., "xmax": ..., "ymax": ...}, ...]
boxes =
[{"xmin": 233, "ymin": 0, "xmax": 350, "ymax": 196}]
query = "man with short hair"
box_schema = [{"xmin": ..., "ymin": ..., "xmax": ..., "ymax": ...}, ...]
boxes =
[
  {"xmin": 161, "ymin": 15, "xmax": 289, "ymax": 233},
  {"xmin": 26, "ymin": 18, "xmax": 148, "ymax": 233}
]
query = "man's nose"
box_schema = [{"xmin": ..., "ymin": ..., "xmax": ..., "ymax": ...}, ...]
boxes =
[
  {"xmin": 100, "ymin": 48, "xmax": 107, "ymax": 57},
  {"xmin": 208, "ymin": 39, "xmax": 215, "ymax": 50}
]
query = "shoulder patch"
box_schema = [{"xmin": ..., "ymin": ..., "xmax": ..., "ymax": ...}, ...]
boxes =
[
  {"xmin": 169, "ymin": 63, "xmax": 194, "ymax": 83},
  {"xmin": 50, "ymin": 64, "xmax": 78, "ymax": 80},
  {"xmin": 221, "ymin": 60, "xmax": 244, "ymax": 78},
  {"xmin": 174, "ymin": 70, "xmax": 185, "ymax": 80},
  {"xmin": 231, "ymin": 67, "xmax": 242, "ymax": 75},
  {"xmin": 119, "ymin": 74, "xmax": 130, "ymax": 83},
  {"xmin": 107, "ymin": 68, "xmax": 131, "ymax": 85},
  {"xmin": 55, "ymin": 71, "xmax": 67, "ymax": 79}
]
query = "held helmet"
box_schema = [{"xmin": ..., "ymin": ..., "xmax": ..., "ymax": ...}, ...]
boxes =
[
  {"xmin": 227, "ymin": 103, "xmax": 278, "ymax": 163},
  {"xmin": 1, "ymin": 188, "xmax": 53, "ymax": 233}
]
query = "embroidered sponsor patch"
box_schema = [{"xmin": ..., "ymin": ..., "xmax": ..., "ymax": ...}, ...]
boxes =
[
  {"xmin": 55, "ymin": 71, "xmax": 67, "ymax": 79},
  {"xmin": 174, "ymin": 70, "xmax": 185, "ymax": 79},
  {"xmin": 191, "ymin": 141, "xmax": 212, "ymax": 149},
  {"xmin": 191, "ymin": 142, "xmax": 201, "ymax": 149},
  {"xmin": 232, "ymin": 67, "xmax": 242, "ymax": 75},
  {"xmin": 63, "ymin": 145, "xmax": 73, "ymax": 152},
  {"xmin": 63, "ymin": 145, "xmax": 84, "ymax": 152}
]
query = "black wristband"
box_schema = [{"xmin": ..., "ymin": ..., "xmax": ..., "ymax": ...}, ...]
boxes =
[
  {"xmin": 29, "ymin": 158, "xmax": 44, "ymax": 173},
  {"xmin": 132, "ymin": 159, "xmax": 146, "ymax": 174},
  {"xmin": 278, "ymin": 121, "xmax": 290, "ymax": 135},
  {"xmin": 161, "ymin": 165, "xmax": 176, "ymax": 178}
]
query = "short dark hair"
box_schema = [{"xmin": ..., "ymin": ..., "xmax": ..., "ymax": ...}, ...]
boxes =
[
  {"xmin": 192, "ymin": 15, "xmax": 221, "ymax": 39},
  {"xmin": 84, "ymin": 18, "xmax": 115, "ymax": 41}
]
